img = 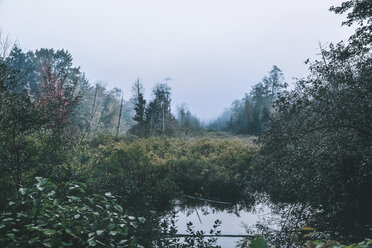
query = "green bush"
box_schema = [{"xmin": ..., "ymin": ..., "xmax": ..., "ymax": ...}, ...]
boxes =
[
  {"xmin": 0, "ymin": 177, "xmax": 145, "ymax": 248},
  {"xmin": 73, "ymin": 136, "xmax": 255, "ymax": 208}
]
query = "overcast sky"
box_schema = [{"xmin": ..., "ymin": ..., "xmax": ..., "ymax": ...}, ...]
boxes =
[{"xmin": 0, "ymin": 0, "xmax": 353, "ymax": 121}]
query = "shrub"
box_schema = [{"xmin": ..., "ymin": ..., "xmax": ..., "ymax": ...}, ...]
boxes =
[
  {"xmin": 0, "ymin": 177, "xmax": 145, "ymax": 248},
  {"xmin": 75, "ymin": 136, "xmax": 255, "ymax": 206}
]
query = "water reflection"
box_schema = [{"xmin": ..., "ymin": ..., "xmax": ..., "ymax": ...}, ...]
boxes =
[{"xmin": 170, "ymin": 198, "xmax": 281, "ymax": 248}]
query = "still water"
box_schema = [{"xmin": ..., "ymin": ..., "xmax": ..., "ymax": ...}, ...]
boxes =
[{"xmin": 173, "ymin": 201, "xmax": 279, "ymax": 248}]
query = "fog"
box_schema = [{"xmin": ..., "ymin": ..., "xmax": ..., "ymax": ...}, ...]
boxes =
[{"xmin": 0, "ymin": 0, "xmax": 352, "ymax": 121}]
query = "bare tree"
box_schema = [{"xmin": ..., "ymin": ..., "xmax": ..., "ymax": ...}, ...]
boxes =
[{"xmin": 0, "ymin": 31, "xmax": 14, "ymax": 59}]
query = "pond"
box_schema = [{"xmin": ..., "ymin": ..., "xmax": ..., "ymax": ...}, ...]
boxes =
[{"xmin": 171, "ymin": 198, "xmax": 281, "ymax": 248}]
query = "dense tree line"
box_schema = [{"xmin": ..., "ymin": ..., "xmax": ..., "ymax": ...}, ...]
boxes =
[
  {"xmin": 253, "ymin": 0, "xmax": 372, "ymax": 242},
  {"xmin": 208, "ymin": 66, "xmax": 287, "ymax": 135},
  {"xmin": 0, "ymin": 45, "xmax": 135, "ymax": 206},
  {"xmin": 0, "ymin": 42, "xmax": 204, "ymax": 206},
  {"xmin": 1, "ymin": 46, "xmax": 134, "ymax": 138},
  {"xmin": 176, "ymin": 104, "xmax": 202, "ymax": 130},
  {"xmin": 0, "ymin": 43, "xmax": 218, "ymax": 247},
  {"xmin": 0, "ymin": 0, "xmax": 371, "ymax": 246},
  {"xmin": 129, "ymin": 78, "xmax": 202, "ymax": 137}
]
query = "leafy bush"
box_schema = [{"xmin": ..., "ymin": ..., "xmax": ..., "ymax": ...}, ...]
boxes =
[
  {"xmin": 254, "ymin": 0, "xmax": 372, "ymax": 241},
  {"xmin": 242, "ymin": 236, "xmax": 372, "ymax": 248},
  {"xmin": 0, "ymin": 177, "xmax": 144, "ymax": 248},
  {"xmin": 73, "ymin": 136, "xmax": 255, "ymax": 208},
  {"xmin": 305, "ymin": 239, "xmax": 372, "ymax": 248}
]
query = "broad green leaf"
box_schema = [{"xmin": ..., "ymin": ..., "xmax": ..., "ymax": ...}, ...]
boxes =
[
  {"xmin": 119, "ymin": 240, "xmax": 128, "ymax": 245},
  {"xmin": 68, "ymin": 196, "xmax": 80, "ymax": 201},
  {"xmin": 104, "ymin": 192, "xmax": 114, "ymax": 198},
  {"xmin": 47, "ymin": 190, "xmax": 56, "ymax": 197},
  {"xmin": 114, "ymin": 205, "xmax": 123, "ymax": 213},
  {"xmin": 130, "ymin": 221, "xmax": 138, "ymax": 229},
  {"xmin": 138, "ymin": 217, "xmax": 146, "ymax": 223},
  {"xmin": 36, "ymin": 184, "xmax": 45, "ymax": 191},
  {"xmin": 42, "ymin": 240, "xmax": 53, "ymax": 247},
  {"xmin": 95, "ymin": 240, "xmax": 107, "ymax": 246},
  {"xmin": 43, "ymin": 229, "xmax": 57, "ymax": 236},
  {"xmin": 28, "ymin": 236, "xmax": 40, "ymax": 244},
  {"xmin": 88, "ymin": 239, "xmax": 97, "ymax": 246},
  {"xmin": 68, "ymin": 184, "xmax": 79, "ymax": 190},
  {"xmin": 6, "ymin": 233, "xmax": 15, "ymax": 239},
  {"xmin": 19, "ymin": 187, "xmax": 27, "ymax": 195},
  {"xmin": 107, "ymin": 223, "xmax": 116, "ymax": 231},
  {"xmin": 65, "ymin": 228, "xmax": 78, "ymax": 238},
  {"xmin": 35, "ymin": 177, "xmax": 43, "ymax": 184},
  {"xmin": 250, "ymin": 236, "xmax": 269, "ymax": 248}
]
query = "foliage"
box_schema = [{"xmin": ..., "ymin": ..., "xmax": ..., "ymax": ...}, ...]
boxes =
[
  {"xmin": 305, "ymin": 238, "xmax": 372, "ymax": 248},
  {"xmin": 0, "ymin": 59, "xmax": 40, "ymax": 201},
  {"xmin": 181, "ymin": 220, "xmax": 222, "ymax": 248},
  {"xmin": 129, "ymin": 79, "xmax": 188, "ymax": 137},
  {"xmin": 28, "ymin": 48, "xmax": 88, "ymax": 135},
  {"xmin": 255, "ymin": 0, "xmax": 372, "ymax": 242},
  {"xmin": 244, "ymin": 236, "xmax": 372, "ymax": 248},
  {"xmin": 0, "ymin": 47, "xmax": 86, "ymax": 176},
  {"xmin": 0, "ymin": 177, "xmax": 144, "ymax": 248},
  {"xmin": 208, "ymin": 66, "xmax": 287, "ymax": 135},
  {"xmin": 72, "ymin": 135, "xmax": 255, "ymax": 213},
  {"xmin": 330, "ymin": 0, "xmax": 372, "ymax": 52},
  {"xmin": 79, "ymin": 84, "xmax": 134, "ymax": 138},
  {"xmin": 248, "ymin": 236, "xmax": 269, "ymax": 248},
  {"xmin": 154, "ymin": 212, "xmax": 222, "ymax": 248},
  {"xmin": 207, "ymin": 108, "xmax": 232, "ymax": 131},
  {"xmin": 177, "ymin": 104, "xmax": 202, "ymax": 131},
  {"xmin": 2, "ymin": 46, "xmax": 133, "ymax": 139},
  {"xmin": 129, "ymin": 78, "xmax": 147, "ymax": 136},
  {"xmin": 0, "ymin": 46, "xmax": 134, "ymax": 208},
  {"xmin": 2, "ymin": 1, "xmax": 371, "ymax": 246}
]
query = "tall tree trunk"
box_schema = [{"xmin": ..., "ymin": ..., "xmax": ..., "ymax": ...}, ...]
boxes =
[
  {"xmin": 116, "ymin": 93, "xmax": 124, "ymax": 137},
  {"xmin": 162, "ymin": 105, "xmax": 165, "ymax": 134},
  {"xmin": 81, "ymin": 86, "xmax": 98, "ymax": 141}
]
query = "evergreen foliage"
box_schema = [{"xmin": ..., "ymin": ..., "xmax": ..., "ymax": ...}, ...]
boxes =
[
  {"xmin": 209, "ymin": 66, "xmax": 287, "ymax": 134},
  {"xmin": 255, "ymin": 0, "xmax": 372, "ymax": 241}
]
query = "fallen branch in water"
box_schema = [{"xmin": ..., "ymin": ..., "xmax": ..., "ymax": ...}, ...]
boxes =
[
  {"xmin": 162, "ymin": 233, "xmax": 259, "ymax": 238},
  {"xmin": 184, "ymin": 195, "xmax": 232, "ymax": 205}
]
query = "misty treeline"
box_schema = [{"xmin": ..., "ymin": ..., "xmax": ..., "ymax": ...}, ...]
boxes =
[
  {"xmin": 0, "ymin": 42, "xmax": 203, "ymax": 136},
  {"xmin": 0, "ymin": 40, "xmax": 224, "ymax": 247},
  {"xmin": 0, "ymin": 36, "xmax": 215, "ymax": 247},
  {"xmin": 210, "ymin": 0, "xmax": 372, "ymax": 244},
  {"xmin": 0, "ymin": 45, "xmax": 140, "ymax": 202},
  {"xmin": 0, "ymin": 0, "xmax": 372, "ymax": 247},
  {"xmin": 208, "ymin": 65, "xmax": 287, "ymax": 135},
  {"xmin": 0, "ymin": 42, "xmax": 204, "ymax": 197},
  {"xmin": 0, "ymin": 45, "xmax": 136, "ymax": 137},
  {"xmin": 128, "ymin": 78, "xmax": 201, "ymax": 137}
]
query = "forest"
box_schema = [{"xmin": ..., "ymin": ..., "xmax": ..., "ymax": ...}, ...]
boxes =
[{"xmin": 0, "ymin": 0, "xmax": 371, "ymax": 247}]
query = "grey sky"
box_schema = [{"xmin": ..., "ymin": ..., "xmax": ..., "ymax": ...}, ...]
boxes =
[{"xmin": 0, "ymin": 0, "xmax": 352, "ymax": 121}]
